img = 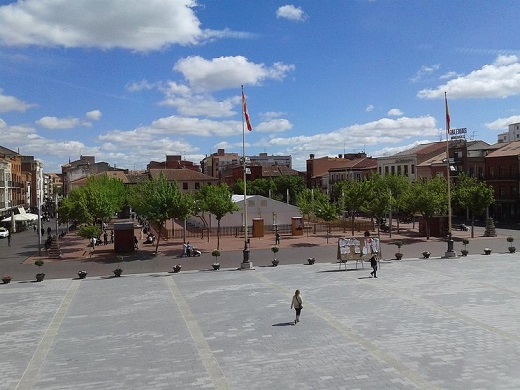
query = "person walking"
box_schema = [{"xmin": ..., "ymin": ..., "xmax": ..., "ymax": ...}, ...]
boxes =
[
  {"xmin": 103, "ymin": 230, "xmax": 108, "ymax": 245},
  {"xmin": 370, "ymin": 255, "xmax": 378, "ymax": 278},
  {"xmin": 7, "ymin": 229, "xmax": 11, "ymax": 246},
  {"xmin": 110, "ymin": 230, "xmax": 114, "ymax": 243},
  {"xmin": 291, "ymin": 290, "xmax": 303, "ymax": 325},
  {"xmin": 275, "ymin": 232, "xmax": 280, "ymax": 245}
]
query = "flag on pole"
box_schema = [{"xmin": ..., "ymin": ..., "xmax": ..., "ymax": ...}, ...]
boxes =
[
  {"xmin": 445, "ymin": 92, "xmax": 450, "ymax": 134},
  {"xmin": 242, "ymin": 89, "xmax": 253, "ymax": 131}
]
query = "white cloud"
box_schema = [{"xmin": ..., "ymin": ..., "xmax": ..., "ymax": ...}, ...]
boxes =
[
  {"xmin": 173, "ymin": 55, "xmax": 295, "ymax": 92},
  {"xmin": 36, "ymin": 116, "xmax": 82, "ymax": 129},
  {"xmin": 418, "ymin": 55, "xmax": 520, "ymax": 99},
  {"xmin": 268, "ymin": 116, "xmax": 439, "ymax": 153},
  {"xmin": 0, "ymin": 89, "xmax": 37, "ymax": 112},
  {"xmin": 86, "ymin": 110, "xmax": 102, "ymax": 121},
  {"xmin": 485, "ymin": 115, "xmax": 520, "ymax": 131},
  {"xmin": 387, "ymin": 108, "xmax": 403, "ymax": 116},
  {"xmin": 159, "ymin": 95, "xmax": 238, "ymax": 118},
  {"xmin": 126, "ymin": 80, "xmax": 157, "ymax": 92},
  {"xmin": 439, "ymin": 71, "xmax": 461, "ymax": 80},
  {"xmin": 255, "ymin": 118, "xmax": 293, "ymax": 133},
  {"xmin": 410, "ymin": 64, "xmax": 440, "ymax": 83},
  {"xmin": 276, "ymin": 5, "xmax": 307, "ymax": 22},
  {"xmin": 0, "ymin": 0, "xmax": 205, "ymax": 51},
  {"xmin": 365, "ymin": 104, "xmax": 374, "ymax": 112}
]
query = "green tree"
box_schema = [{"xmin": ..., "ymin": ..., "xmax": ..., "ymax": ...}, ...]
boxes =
[
  {"xmin": 453, "ymin": 173, "xmax": 494, "ymax": 238},
  {"xmin": 332, "ymin": 180, "xmax": 372, "ymax": 236},
  {"xmin": 314, "ymin": 194, "xmax": 338, "ymax": 243},
  {"xmin": 359, "ymin": 175, "xmax": 390, "ymax": 236},
  {"xmin": 130, "ymin": 174, "xmax": 183, "ymax": 254},
  {"xmin": 405, "ymin": 177, "xmax": 448, "ymax": 239},
  {"xmin": 196, "ymin": 184, "xmax": 238, "ymax": 250},
  {"xmin": 382, "ymin": 174, "xmax": 411, "ymax": 234},
  {"xmin": 273, "ymin": 175, "xmax": 305, "ymax": 205}
]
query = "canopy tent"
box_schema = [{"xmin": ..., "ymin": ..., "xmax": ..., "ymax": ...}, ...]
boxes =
[{"xmin": 1, "ymin": 213, "xmax": 39, "ymax": 223}]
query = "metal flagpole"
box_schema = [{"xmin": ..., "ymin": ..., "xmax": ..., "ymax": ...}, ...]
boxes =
[
  {"xmin": 240, "ymin": 85, "xmax": 253, "ymax": 269},
  {"xmin": 444, "ymin": 92, "xmax": 456, "ymax": 257}
]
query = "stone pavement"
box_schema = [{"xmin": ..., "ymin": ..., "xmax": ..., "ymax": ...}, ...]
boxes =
[{"xmin": 1, "ymin": 253, "xmax": 520, "ymax": 389}]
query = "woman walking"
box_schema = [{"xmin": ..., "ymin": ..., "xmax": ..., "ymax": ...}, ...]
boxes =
[{"xmin": 291, "ymin": 290, "xmax": 303, "ymax": 325}]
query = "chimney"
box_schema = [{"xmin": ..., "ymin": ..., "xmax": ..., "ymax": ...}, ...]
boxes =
[{"xmin": 310, "ymin": 154, "xmax": 314, "ymax": 159}]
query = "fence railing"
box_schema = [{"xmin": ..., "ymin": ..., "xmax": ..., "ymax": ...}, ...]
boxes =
[{"xmin": 156, "ymin": 220, "xmax": 375, "ymax": 240}]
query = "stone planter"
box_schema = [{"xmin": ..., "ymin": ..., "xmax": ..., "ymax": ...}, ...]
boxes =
[
  {"xmin": 272, "ymin": 259, "xmax": 279, "ymax": 267},
  {"xmin": 173, "ymin": 265, "xmax": 182, "ymax": 273},
  {"xmin": 484, "ymin": 248, "xmax": 492, "ymax": 255},
  {"xmin": 395, "ymin": 253, "xmax": 403, "ymax": 260},
  {"xmin": 307, "ymin": 257, "xmax": 316, "ymax": 265},
  {"xmin": 2, "ymin": 277, "xmax": 11, "ymax": 284},
  {"xmin": 461, "ymin": 249, "xmax": 469, "ymax": 256},
  {"xmin": 113, "ymin": 269, "xmax": 123, "ymax": 277},
  {"xmin": 78, "ymin": 271, "xmax": 87, "ymax": 279},
  {"xmin": 422, "ymin": 252, "xmax": 430, "ymax": 259},
  {"xmin": 508, "ymin": 247, "xmax": 516, "ymax": 253},
  {"xmin": 35, "ymin": 273, "xmax": 45, "ymax": 282},
  {"xmin": 212, "ymin": 263, "xmax": 220, "ymax": 270}
]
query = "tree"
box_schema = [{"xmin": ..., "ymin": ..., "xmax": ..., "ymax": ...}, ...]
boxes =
[
  {"xmin": 359, "ymin": 175, "xmax": 390, "ymax": 236},
  {"xmin": 382, "ymin": 174, "xmax": 411, "ymax": 235},
  {"xmin": 273, "ymin": 175, "xmax": 305, "ymax": 205},
  {"xmin": 332, "ymin": 180, "xmax": 372, "ymax": 236},
  {"xmin": 130, "ymin": 174, "xmax": 183, "ymax": 254},
  {"xmin": 453, "ymin": 173, "xmax": 494, "ymax": 238},
  {"xmin": 313, "ymin": 194, "xmax": 338, "ymax": 243},
  {"xmin": 196, "ymin": 184, "xmax": 238, "ymax": 250},
  {"xmin": 405, "ymin": 177, "xmax": 447, "ymax": 239}
]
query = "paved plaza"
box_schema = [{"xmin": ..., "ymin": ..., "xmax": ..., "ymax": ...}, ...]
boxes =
[{"xmin": 2, "ymin": 251, "xmax": 520, "ymax": 389}]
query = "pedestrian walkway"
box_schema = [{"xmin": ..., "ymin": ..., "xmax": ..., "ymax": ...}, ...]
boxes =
[{"xmin": 1, "ymin": 253, "xmax": 520, "ymax": 389}]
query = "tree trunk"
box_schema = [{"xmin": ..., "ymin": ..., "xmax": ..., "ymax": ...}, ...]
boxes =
[{"xmin": 217, "ymin": 219, "xmax": 221, "ymax": 250}]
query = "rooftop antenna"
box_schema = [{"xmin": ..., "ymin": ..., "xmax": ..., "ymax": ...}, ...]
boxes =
[{"xmin": 470, "ymin": 131, "xmax": 476, "ymax": 140}]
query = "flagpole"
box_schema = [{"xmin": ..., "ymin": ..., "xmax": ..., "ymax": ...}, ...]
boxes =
[
  {"xmin": 444, "ymin": 92, "xmax": 456, "ymax": 257},
  {"xmin": 240, "ymin": 85, "xmax": 253, "ymax": 269}
]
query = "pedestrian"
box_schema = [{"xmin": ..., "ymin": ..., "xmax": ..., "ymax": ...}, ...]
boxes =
[
  {"xmin": 369, "ymin": 255, "xmax": 378, "ymax": 278},
  {"xmin": 33, "ymin": 224, "xmax": 36, "ymax": 232},
  {"xmin": 47, "ymin": 226, "xmax": 52, "ymax": 236},
  {"xmin": 134, "ymin": 235, "xmax": 139, "ymax": 250},
  {"xmin": 7, "ymin": 229, "xmax": 11, "ymax": 246},
  {"xmin": 103, "ymin": 230, "xmax": 108, "ymax": 245},
  {"xmin": 186, "ymin": 242, "xmax": 192, "ymax": 257},
  {"xmin": 275, "ymin": 232, "xmax": 280, "ymax": 245},
  {"xmin": 41, "ymin": 227, "xmax": 45, "ymax": 237},
  {"xmin": 110, "ymin": 230, "xmax": 114, "ymax": 243},
  {"xmin": 291, "ymin": 289, "xmax": 303, "ymax": 325}
]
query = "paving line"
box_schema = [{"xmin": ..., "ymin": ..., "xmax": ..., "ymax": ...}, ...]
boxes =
[
  {"xmin": 165, "ymin": 276, "xmax": 230, "ymax": 390},
  {"xmin": 16, "ymin": 280, "xmax": 81, "ymax": 390},
  {"xmin": 251, "ymin": 272, "xmax": 439, "ymax": 390},
  {"xmin": 370, "ymin": 262, "xmax": 520, "ymax": 344}
]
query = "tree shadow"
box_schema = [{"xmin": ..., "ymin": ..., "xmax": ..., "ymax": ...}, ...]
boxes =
[{"xmin": 272, "ymin": 322, "xmax": 295, "ymax": 327}]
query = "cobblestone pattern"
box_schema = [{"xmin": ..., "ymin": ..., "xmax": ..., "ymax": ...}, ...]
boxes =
[{"xmin": 1, "ymin": 254, "xmax": 520, "ymax": 389}]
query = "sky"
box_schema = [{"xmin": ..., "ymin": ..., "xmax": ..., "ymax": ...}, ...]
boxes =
[{"xmin": 1, "ymin": 0, "xmax": 520, "ymax": 173}]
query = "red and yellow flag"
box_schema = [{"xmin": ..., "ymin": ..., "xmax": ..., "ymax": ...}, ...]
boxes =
[
  {"xmin": 242, "ymin": 89, "xmax": 253, "ymax": 131},
  {"xmin": 445, "ymin": 93, "xmax": 450, "ymax": 134}
]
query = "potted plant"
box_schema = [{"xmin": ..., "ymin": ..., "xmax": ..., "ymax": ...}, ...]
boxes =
[
  {"xmin": 77, "ymin": 270, "xmax": 88, "ymax": 279},
  {"xmin": 211, "ymin": 249, "xmax": 221, "ymax": 270},
  {"xmin": 113, "ymin": 255, "xmax": 123, "ymax": 277},
  {"xmin": 35, "ymin": 260, "xmax": 45, "ymax": 282},
  {"xmin": 271, "ymin": 246, "xmax": 279, "ymax": 266},
  {"xmin": 394, "ymin": 241, "xmax": 403, "ymax": 260},
  {"xmin": 307, "ymin": 257, "xmax": 316, "ymax": 265},
  {"xmin": 507, "ymin": 236, "xmax": 515, "ymax": 253},
  {"xmin": 2, "ymin": 274, "xmax": 12, "ymax": 284},
  {"xmin": 461, "ymin": 238, "xmax": 469, "ymax": 256},
  {"xmin": 484, "ymin": 248, "xmax": 492, "ymax": 255},
  {"xmin": 173, "ymin": 264, "xmax": 182, "ymax": 273},
  {"xmin": 422, "ymin": 251, "xmax": 431, "ymax": 259}
]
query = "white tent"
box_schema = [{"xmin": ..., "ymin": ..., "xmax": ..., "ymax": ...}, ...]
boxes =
[
  {"xmin": 188, "ymin": 194, "xmax": 302, "ymax": 229},
  {"xmin": 1, "ymin": 213, "xmax": 38, "ymax": 223}
]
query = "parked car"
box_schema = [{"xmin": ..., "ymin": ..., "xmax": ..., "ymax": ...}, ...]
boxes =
[{"xmin": 0, "ymin": 227, "xmax": 9, "ymax": 238}]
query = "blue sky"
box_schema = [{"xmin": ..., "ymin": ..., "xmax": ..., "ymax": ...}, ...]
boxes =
[{"xmin": 1, "ymin": 0, "xmax": 520, "ymax": 173}]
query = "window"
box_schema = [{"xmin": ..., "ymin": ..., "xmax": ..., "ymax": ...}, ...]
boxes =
[
  {"xmin": 397, "ymin": 165, "xmax": 401, "ymax": 175},
  {"xmin": 489, "ymin": 167, "xmax": 494, "ymax": 179},
  {"xmin": 378, "ymin": 167, "xmax": 382, "ymax": 175},
  {"xmin": 183, "ymin": 182, "xmax": 188, "ymax": 190},
  {"xmin": 385, "ymin": 166, "xmax": 389, "ymax": 174},
  {"xmin": 195, "ymin": 182, "xmax": 200, "ymax": 190},
  {"xmin": 404, "ymin": 165, "xmax": 408, "ymax": 176},
  {"xmin": 391, "ymin": 166, "xmax": 395, "ymax": 175},
  {"xmin": 411, "ymin": 164, "xmax": 415, "ymax": 174}
]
